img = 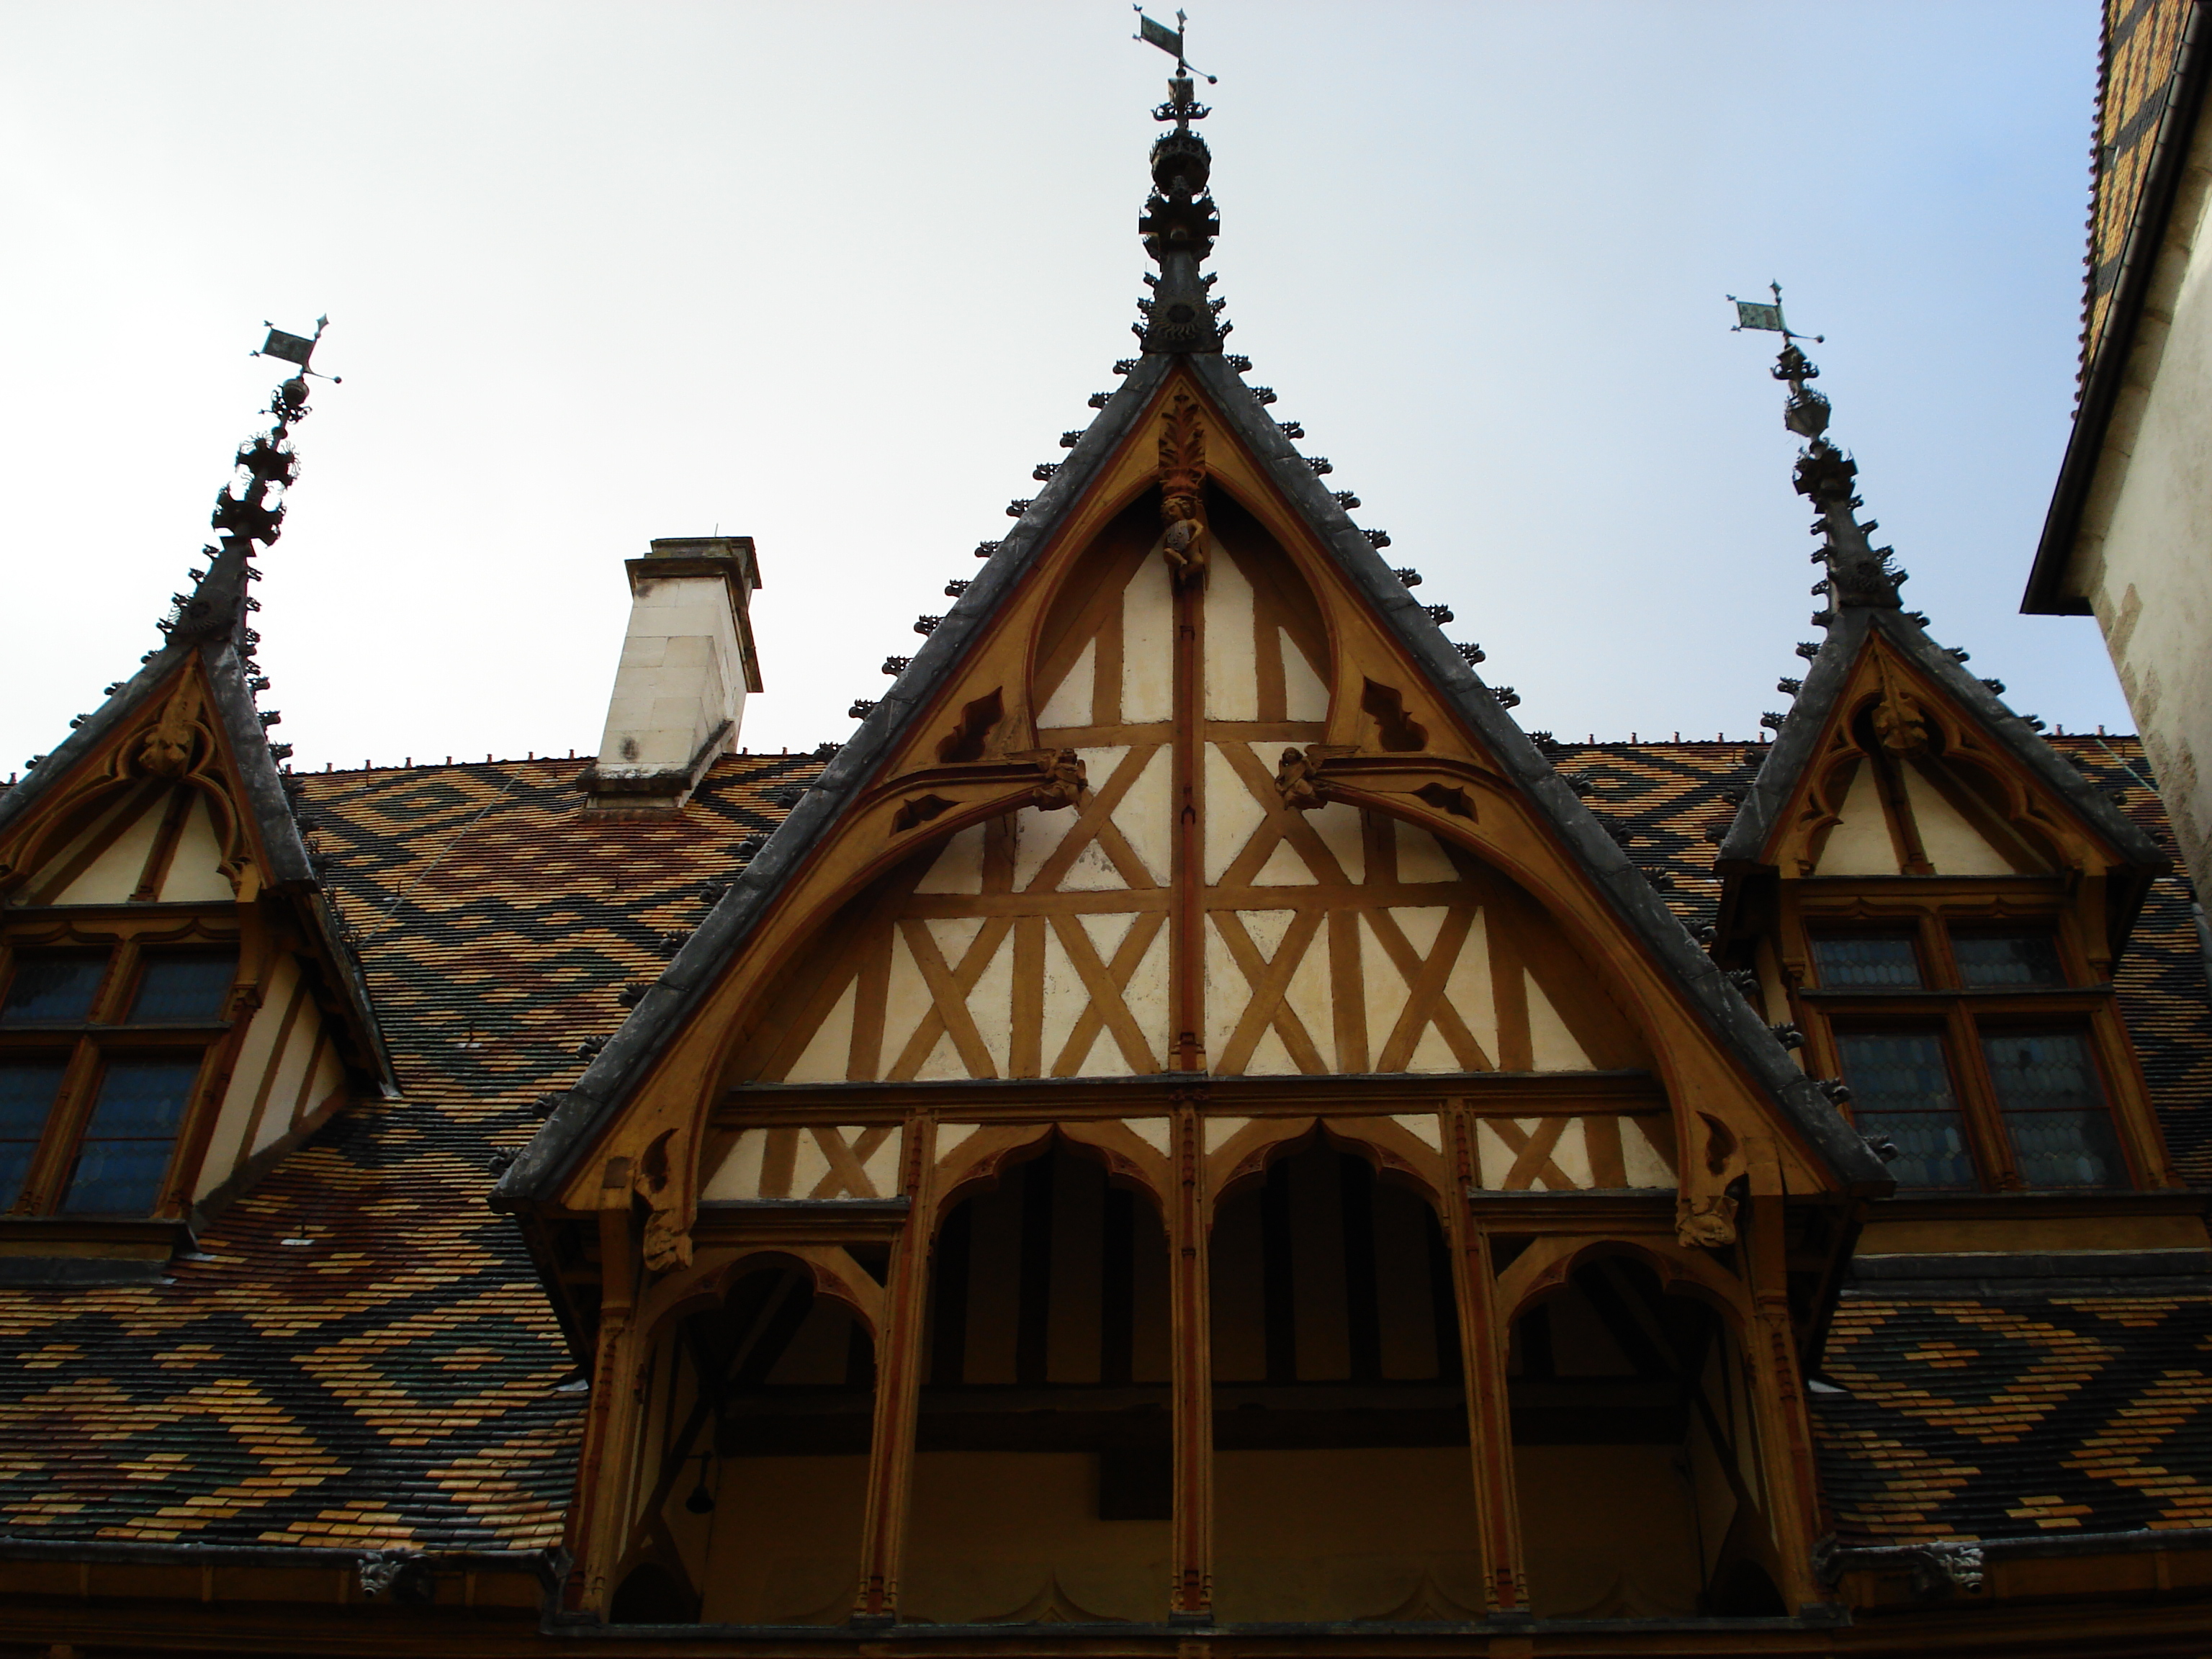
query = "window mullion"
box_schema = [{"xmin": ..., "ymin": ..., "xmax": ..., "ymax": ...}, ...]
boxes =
[
  {"xmin": 21, "ymin": 1035, "xmax": 106, "ymax": 1216},
  {"xmin": 1945, "ymin": 1002, "xmax": 2015, "ymax": 1190}
]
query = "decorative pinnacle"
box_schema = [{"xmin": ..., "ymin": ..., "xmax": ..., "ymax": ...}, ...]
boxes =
[
  {"xmin": 1731, "ymin": 286, "xmax": 1899, "ymax": 622},
  {"xmin": 159, "ymin": 323, "xmax": 332, "ymax": 649},
  {"xmin": 1133, "ymin": 10, "xmax": 1223, "ymax": 354}
]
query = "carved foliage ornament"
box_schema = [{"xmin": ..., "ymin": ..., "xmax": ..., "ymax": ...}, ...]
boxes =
[{"xmin": 1153, "ymin": 391, "xmax": 1209, "ymax": 587}]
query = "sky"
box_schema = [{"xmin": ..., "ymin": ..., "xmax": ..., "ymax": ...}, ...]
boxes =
[{"xmin": 0, "ymin": 1, "xmax": 2118, "ymax": 779}]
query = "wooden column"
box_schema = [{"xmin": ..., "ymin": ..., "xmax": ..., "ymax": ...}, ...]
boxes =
[
  {"xmin": 1167, "ymin": 1097, "xmax": 1213, "ymax": 1622},
  {"xmin": 1169, "ymin": 536, "xmax": 1206, "ymax": 1073},
  {"xmin": 1443, "ymin": 1102, "xmax": 1527, "ymax": 1616},
  {"xmin": 852, "ymin": 1112, "xmax": 938, "ymax": 1623},
  {"xmin": 1740, "ymin": 1137, "xmax": 1826, "ymax": 1611},
  {"xmin": 569, "ymin": 1159, "xmax": 643, "ymax": 1617}
]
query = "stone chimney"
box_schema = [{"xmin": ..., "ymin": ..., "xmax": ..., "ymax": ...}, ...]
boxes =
[{"xmin": 581, "ymin": 536, "xmax": 763, "ymax": 811}]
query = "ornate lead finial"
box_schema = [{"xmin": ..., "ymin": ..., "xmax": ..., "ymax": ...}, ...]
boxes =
[
  {"xmin": 1731, "ymin": 285, "xmax": 1901, "ymax": 624},
  {"xmin": 1133, "ymin": 10, "xmax": 1226, "ymax": 354},
  {"xmin": 158, "ymin": 321, "xmax": 335, "ymax": 660}
]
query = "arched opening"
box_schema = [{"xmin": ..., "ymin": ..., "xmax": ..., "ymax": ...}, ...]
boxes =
[
  {"xmin": 901, "ymin": 1138, "xmax": 1174, "ymax": 1623},
  {"xmin": 1504, "ymin": 1251, "xmax": 1779, "ymax": 1617},
  {"xmin": 1209, "ymin": 1133, "xmax": 1481, "ymax": 1622},
  {"xmin": 624, "ymin": 1256, "xmax": 883, "ymax": 1625}
]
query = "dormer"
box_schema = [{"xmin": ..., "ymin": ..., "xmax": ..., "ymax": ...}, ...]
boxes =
[
  {"xmin": 1714, "ymin": 329, "xmax": 2183, "ymax": 1245},
  {"xmin": 0, "ymin": 356, "xmax": 392, "ymax": 1281}
]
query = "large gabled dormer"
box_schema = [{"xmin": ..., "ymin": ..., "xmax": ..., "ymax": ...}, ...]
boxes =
[{"xmin": 0, "ymin": 346, "xmax": 392, "ymax": 1280}]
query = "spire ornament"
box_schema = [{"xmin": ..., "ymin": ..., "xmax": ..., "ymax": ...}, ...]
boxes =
[
  {"xmin": 160, "ymin": 320, "xmax": 334, "ymax": 655},
  {"xmin": 1133, "ymin": 10, "xmax": 1225, "ymax": 355},
  {"xmin": 1732, "ymin": 285, "xmax": 1902, "ymax": 624}
]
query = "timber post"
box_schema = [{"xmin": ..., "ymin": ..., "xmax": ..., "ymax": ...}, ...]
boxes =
[
  {"xmin": 1444, "ymin": 1100, "xmax": 1528, "ymax": 1616},
  {"xmin": 852, "ymin": 1112, "xmax": 938, "ymax": 1623}
]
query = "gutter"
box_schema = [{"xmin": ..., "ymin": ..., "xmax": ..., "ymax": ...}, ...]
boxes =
[{"xmin": 2025, "ymin": 0, "xmax": 2212, "ymax": 615}]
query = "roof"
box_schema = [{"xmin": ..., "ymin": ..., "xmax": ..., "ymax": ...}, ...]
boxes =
[
  {"xmin": 0, "ymin": 734, "xmax": 2200, "ymax": 1556},
  {"xmin": 2025, "ymin": 0, "xmax": 2212, "ymax": 613}
]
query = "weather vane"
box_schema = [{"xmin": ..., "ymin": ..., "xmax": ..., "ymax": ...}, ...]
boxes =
[
  {"xmin": 251, "ymin": 315, "xmax": 342, "ymax": 384},
  {"xmin": 1133, "ymin": 6, "xmax": 1218, "ymax": 84},
  {"xmin": 1727, "ymin": 282, "xmax": 1822, "ymax": 348}
]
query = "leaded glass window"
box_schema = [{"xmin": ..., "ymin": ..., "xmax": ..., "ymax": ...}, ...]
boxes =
[
  {"xmin": 1982, "ymin": 1031, "xmax": 2122, "ymax": 1188},
  {"xmin": 1834, "ymin": 1031, "xmax": 1974, "ymax": 1188}
]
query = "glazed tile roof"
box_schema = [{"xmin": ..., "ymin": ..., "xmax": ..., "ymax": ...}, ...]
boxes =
[
  {"xmin": 1816, "ymin": 1267, "xmax": 2212, "ymax": 1545},
  {"xmin": 0, "ymin": 732, "xmax": 2204, "ymax": 1557},
  {"xmin": 2086, "ymin": 0, "xmax": 2197, "ymax": 369},
  {"xmin": 0, "ymin": 750, "xmax": 827, "ymax": 1554}
]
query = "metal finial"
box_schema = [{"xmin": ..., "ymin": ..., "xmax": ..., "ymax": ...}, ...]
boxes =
[{"xmin": 1730, "ymin": 285, "xmax": 1898, "ymax": 620}]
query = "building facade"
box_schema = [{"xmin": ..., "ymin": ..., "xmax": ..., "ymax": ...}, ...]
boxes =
[
  {"xmin": 5, "ymin": 56, "xmax": 2212, "ymax": 1659},
  {"xmin": 2024, "ymin": 0, "xmax": 2212, "ymax": 895}
]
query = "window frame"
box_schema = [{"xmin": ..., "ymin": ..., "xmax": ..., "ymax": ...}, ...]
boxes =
[
  {"xmin": 1785, "ymin": 894, "xmax": 2152, "ymax": 1193},
  {"xmin": 0, "ymin": 919, "xmax": 244, "ymax": 1222}
]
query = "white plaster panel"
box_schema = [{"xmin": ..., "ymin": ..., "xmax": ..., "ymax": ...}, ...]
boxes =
[
  {"xmin": 1394, "ymin": 818, "xmax": 1460, "ymax": 885},
  {"xmin": 1281, "ymin": 628, "xmax": 1329, "ymax": 721},
  {"xmin": 1389, "ymin": 1112, "xmax": 1443, "ymax": 1153},
  {"xmin": 1037, "ymin": 638, "xmax": 1096, "ymax": 729},
  {"xmin": 299, "ymin": 1038, "xmax": 345, "ymax": 1130},
  {"xmin": 1039, "ymin": 922, "xmax": 1096, "ymax": 1073},
  {"xmin": 1304, "ymin": 799, "xmax": 1364, "ymax": 883},
  {"xmin": 1622, "ymin": 1118, "xmax": 1676, "ymax": 1187},
  {"xmin": 1442, "ymin": 905, "xmax": 1498, "ymax": 1066},
  {"xmin": 915, "ymin": 824, "xmax": 986, "ymax": 894},
  {"xmin": 788, "ymin": 1131, "xmax": 834, "ymax": 1196},
  {"xmin": 1204, "ymin": 742, "xmax": 1267, "ymax": 883},
  {"xmin": 1112, "ymin": 745, "xmax": 1173, "ymax": 884},
  {"xmin": 251, "ymin": 1010, "xmax": 321, "ymax": 1156},
  {"xmin": 915, "ymin": 1028, "xmax": 967, "ymax": 1082},
  {"xmin": 965, "ymin": 927, "xmax": 1014, "ymax": 1077},
  {"xmin": 50, "ymin": 799, "xmax": 164, "ymax": 905},
  {"xmin": 1204, "ymin": 549, "xmax": 1259, "ymax": 720},
  {"xmin": 1250, "ymin": 837, "xmax": 1316, "ymax": 886},
  {"xmin": 1902, "ymin": 766, "xmax": 2016, "ymax": 875},
  {"xmin": 1057, "ymin": 747, "xmax": 1131, "ymax": 891},
  {"xmin": 1204, "ymin": 1115, "xmax": 1251, "ymax": 1153},
  {"xmin": 882, "ymin": 927, "xmax": 934, "ymax": 1071},
  {"xmin": 1280, "ymin": 922, "xmax": 1334, "ymax": 1072},
  {"xmin": 1202, "ymin": 915, "xmax": 1243, "ymax": 1073},
  {"xmin": 702, "ymin": 1130, "xmax": 769, "ymax": 1200},
  {"xmin": 196, "ymin": 954, "xmax": 300, "ymax": 1195},
  {"xmin": 1525, "ymin": 970, "xmax": 1593, "ymax": 1071},
  {"xmin": 1013, "ymin": 804, "xmax": 1074, "ymax": 892},
  {"xmin": 1120, "ymin": 918, "xmax": 1172, "ymax": 1071},
  {"xmin": 861, "ymin": 1130, "xmax": 904, "ymax": 1196},
  {"xmin": 1121, "ymin": 552, "xmax": 1174, "ymax": 723},
  {"xmin": 1125, "ymin": 1117, "xmax": 1171, "ymax": 1159},
  {"xmin": 938, "ymin": 1123, "xmax": 984, "ymax": 1161},
  {"xmin": 1815, "ymin": 763, "xmax": 1897, "ymax": 875},
  {"xmin": 783, "ymin": 979, "xmax": 858, "ymax": 1084}
]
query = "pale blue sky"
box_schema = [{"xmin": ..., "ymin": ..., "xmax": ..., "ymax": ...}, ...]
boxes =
[{"xmin": 0, "ymin": 1, "xmax": 2116, "ymax": 773}]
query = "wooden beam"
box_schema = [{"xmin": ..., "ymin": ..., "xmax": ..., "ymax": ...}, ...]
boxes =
[{"xmin": 1168, "ymin": 1098, "xmax": 1213, "ymax": 1621}]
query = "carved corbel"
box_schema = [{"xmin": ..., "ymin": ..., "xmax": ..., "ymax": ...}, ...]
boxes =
[
  {"xmin": 1029, "ymin": 748, "xmax": 1088, "ymax": 811},
  {"xmin": 633, "ymin": 1129, "xmax": 694, "ymax": 1273},
  {"xmin": 1274, "ymin": 746, "xmax": 1324, "ymax": 811},
  {"xmin": 1675, "ymin": 1112, "xmax": 1746, "ymax": 1249},
  {"xmin": 1869, "ymin": 656, "xmax": 1930, "ymax": 755}
]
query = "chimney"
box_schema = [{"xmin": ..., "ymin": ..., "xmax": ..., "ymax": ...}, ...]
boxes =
[{"xmin": 582, "ymin": 536, "xmax": 763, "ymax": 811}]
